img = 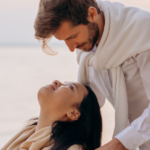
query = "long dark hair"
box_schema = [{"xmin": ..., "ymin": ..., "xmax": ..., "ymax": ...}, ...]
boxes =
[{"xmin": 27, "ymin": 85, "xmax": 102, "ymax": 150}]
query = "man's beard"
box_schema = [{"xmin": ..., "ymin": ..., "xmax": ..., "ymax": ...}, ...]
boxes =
[
  {"xmin": 76, "ymin": 22, "xmax": 99, "ymax": 52},
  {"xmin": 82, "ymin": 22, "xmax": 99, "ymax": 52}
]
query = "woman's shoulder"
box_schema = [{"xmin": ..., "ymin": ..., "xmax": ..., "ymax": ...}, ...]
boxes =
[{"xmin": 67, "ymin": 144, "xmax": 84, "ymax": 150}]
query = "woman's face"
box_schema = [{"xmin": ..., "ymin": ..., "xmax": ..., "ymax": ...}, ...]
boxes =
[{"xmin": 38, "ymin": 80, "xmax": 88, "ymax": 122}]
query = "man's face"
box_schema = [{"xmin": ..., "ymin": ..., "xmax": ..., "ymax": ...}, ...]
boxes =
[{"xmin": 54, "ymin": 21, "xmax": 99, "ymax": 52}]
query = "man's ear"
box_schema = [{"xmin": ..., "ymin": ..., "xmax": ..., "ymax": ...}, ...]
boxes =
[
  {"xmin": 67, "ymin": 109, "xmax": 81, "ymax": 121},
  {"xmin": 87, "ymin": 6, "xmax": 98, "ymax": 22}
]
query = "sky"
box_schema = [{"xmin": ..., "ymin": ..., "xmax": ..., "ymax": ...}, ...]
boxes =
[{"xmin": 0, "ymin": 0, "xmax": 150, "ymax": 47}]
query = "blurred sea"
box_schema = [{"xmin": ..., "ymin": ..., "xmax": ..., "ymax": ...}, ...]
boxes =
[
  {"xmin": 0, "ymin": 46, "xmax": 114, "ymax": 147},
  {"xmin": 1, "ymin": 0, "xmax": 150, "ymax": 147}
]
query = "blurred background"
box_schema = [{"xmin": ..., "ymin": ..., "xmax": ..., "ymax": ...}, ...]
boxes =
[{"xmin": 0, "ymin": 0, "xmax": 150, "ymax": 147}]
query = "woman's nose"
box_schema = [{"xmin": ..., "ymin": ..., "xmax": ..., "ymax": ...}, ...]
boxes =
[{"xmin": 52, "ymin": 80, "xmax": 62, "ymax": 87}]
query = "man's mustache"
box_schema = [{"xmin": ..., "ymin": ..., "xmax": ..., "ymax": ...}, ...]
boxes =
[{"xmin": 76, "ymin": 43, "xmax": 87, "ymax": 49}]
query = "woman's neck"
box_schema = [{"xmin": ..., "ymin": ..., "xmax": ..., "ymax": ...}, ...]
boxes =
[{"xmin": 35, "ymin": 111, "xmax": 54, "ymax": 132}]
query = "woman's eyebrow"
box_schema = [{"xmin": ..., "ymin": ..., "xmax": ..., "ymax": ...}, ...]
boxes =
[
  {"xmin": 64, "ymin": 82, "xmax": 78, "ymax": 90},
  {"xmin": 72, "ymin": 83, "xmax": 78, "ymax": 90}
]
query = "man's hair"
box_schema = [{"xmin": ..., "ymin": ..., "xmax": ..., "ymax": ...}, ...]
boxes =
[{"xmin": 34, "ymin": 0, "xmax": 100, "ymax": 54}]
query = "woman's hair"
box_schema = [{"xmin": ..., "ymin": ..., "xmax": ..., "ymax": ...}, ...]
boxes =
[
  {"xmin": 34, "ymin": 0, "xmax": 100, "ymax": 55},
  {"xmin": 27, "ymin": 85, "xmax": 102, "ymax": 150}
]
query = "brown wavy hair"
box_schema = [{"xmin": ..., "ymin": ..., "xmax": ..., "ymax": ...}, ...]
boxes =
[{"xmin": 34, "ymin": 0, "xmax": 100, "ymax": 55}]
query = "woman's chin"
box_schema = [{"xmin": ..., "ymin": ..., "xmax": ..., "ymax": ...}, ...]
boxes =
[{"xmin": 37, "ymin": 87, "xmax": 49, "ymax": 102}]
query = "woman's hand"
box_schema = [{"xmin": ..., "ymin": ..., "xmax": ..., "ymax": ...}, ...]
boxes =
[{"xmin": 96, "ymin": 138, "xmax": 128, "ymax": 150}]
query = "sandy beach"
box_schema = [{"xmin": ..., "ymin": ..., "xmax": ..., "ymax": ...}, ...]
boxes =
[{"xmin": 0, "ymin": 47, "xmax": 115, "ymax": 147}]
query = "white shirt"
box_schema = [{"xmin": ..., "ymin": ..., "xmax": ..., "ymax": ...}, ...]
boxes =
[{"xmin": 89, "ymin": 47, "xmax": 150, "ymax": 150}]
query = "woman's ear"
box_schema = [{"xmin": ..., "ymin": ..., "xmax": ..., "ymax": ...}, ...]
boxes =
[{"xmin": 67, "ymin": 109, "xmax": 81, "ymax": 121}]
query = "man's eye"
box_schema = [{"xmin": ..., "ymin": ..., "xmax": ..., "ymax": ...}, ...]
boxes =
[{"xmin": 70, "ymin": 35, "xmax": 77, "ymax": 39}]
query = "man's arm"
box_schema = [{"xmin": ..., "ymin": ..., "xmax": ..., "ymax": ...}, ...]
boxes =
[
  {"xmin": 97, "ymin": 50, "xmax": 150, "ymax": 150},
  {"xmin": 115, "ymin": 50, "xmax": 150, "ymax": 149},
  {"xmin": 96, "ymin": 138, "xmax": 127, "ymax": 150}
]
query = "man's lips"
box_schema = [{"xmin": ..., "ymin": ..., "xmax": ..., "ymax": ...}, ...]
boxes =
[
  {"xmin": 77, "ymin": 44, "xmax": 85, "ymax": 49},
  {"xmin": 50, "ymin": 84, "xmax": 55, "ymax": 90}
]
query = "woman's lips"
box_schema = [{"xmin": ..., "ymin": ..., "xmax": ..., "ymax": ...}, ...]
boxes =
[{"xmin": 50, "ymin": 84, "xmax": 55, "ymax": 90}]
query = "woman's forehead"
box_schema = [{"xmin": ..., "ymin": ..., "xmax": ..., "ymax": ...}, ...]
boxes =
[{"xmin": 64, "ymin": 81, "xmax": 79, "ymax": 86}]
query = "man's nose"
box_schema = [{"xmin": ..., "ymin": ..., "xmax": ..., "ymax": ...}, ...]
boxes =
[{"xmin": 65, "ymin": 40, "xmax": 77, "ymax": 52}]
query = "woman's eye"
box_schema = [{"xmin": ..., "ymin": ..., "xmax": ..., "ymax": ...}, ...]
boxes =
[{"xmin": 69, "ymin": 85, "xmax": 73, "ymax": 90}]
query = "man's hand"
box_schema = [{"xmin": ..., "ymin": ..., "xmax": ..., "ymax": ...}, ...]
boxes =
[{"xmin": 96, "ymin": 138, "xmax": 128, "ymax": 150}]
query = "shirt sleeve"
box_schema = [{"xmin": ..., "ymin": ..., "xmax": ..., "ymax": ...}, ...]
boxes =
[{"xmin": 115, "ymin": 50, "xmax": 150, "ymax": 149}]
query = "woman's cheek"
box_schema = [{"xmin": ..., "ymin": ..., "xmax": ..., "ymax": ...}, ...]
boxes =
[
  {"xmin": 56, "ymin": 88, "xmax": 69, "ymax": 98},
  {"xmin": 53, "ymin": 88, "xmax": 72, "ymax": 106}
]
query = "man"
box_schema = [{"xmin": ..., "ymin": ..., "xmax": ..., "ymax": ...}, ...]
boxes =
[{"xmin": 34, "ymin": 0, "xmax": 150, "ymax": 150}]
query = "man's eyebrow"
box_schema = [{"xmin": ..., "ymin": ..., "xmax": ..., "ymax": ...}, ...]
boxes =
[
  {"xmin": 65, "ymin": 32, "xmax": 78, "ymax": 40},
  {"xmin": 65, "ymin": 34, "xmax": 76, "ymax": 40}
]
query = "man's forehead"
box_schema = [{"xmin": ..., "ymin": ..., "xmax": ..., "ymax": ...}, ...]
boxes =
[{"xmin": 54, "ymin": 21, "xmax": 79, "ymax": 40}]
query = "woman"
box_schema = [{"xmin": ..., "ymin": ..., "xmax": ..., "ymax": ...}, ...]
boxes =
[{"xmin": 2, "ymin": 80, "xmax": 102, "ymax": 150}]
